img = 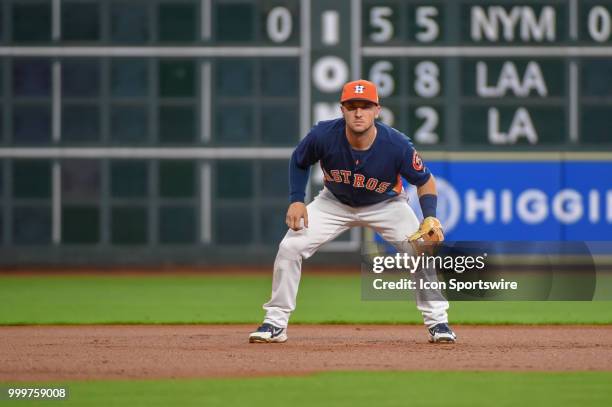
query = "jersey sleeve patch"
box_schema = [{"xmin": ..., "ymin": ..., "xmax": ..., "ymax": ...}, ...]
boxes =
[{"xmin": 412, "ymin": 151, "xmax": 424, "ymax": 171}]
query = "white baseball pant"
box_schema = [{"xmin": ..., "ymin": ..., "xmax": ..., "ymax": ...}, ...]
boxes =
[{"xmin": 262, "ymin": 187, "xmax": 449, "ymax": 328}]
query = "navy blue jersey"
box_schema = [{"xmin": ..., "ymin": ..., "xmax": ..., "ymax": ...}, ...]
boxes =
[{"xmin": 290, "ymin": 118, "xmax": 431, "ymax": 207}]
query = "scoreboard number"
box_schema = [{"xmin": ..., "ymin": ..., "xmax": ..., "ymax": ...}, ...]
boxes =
[
  {"xmin": 266, "ymin": 7, "xmax": 293, "ymax": 43},
  {"xmin": 415, "ymin": 61, "xmax": 440, "ymax": 98},
  {"xmin": 415, "ymin": 107, "xmax": 439, "ymax": 144},
  {"xmin": 415, "ymin": 6, "xmax": 440, "ymax": 42},
  {"xmin": 369, "ymin": 6, "xmax": 394, "ymax": 43},
  {"xmin": 368, "ymin": 5, "xmax": 441, "ymax": 43},
  {"xmin": 589, "ymin": 6, "xmax": 611, "ymax": 42},
  {"xmin": 378, "ymin": 108, "xmax": 395, "ymax": 128},
  {"xmin": 367, "ymin": 59, "xmax": 442, "ymax": 143},
  {"xmin": 369, "ymin": 60, "xmax": 395, "ymax": 97}
]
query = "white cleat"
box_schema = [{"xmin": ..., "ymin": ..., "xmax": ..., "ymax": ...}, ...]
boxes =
[
  {"xmin": 428, "ymin": 323, "xmax": 457, "ymax": 343},
  {"xmin": 249, "ymin": 323, "xmax": 288, "ymax": 343}
]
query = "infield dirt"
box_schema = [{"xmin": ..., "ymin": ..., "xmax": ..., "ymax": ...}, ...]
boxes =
[{"xmin": 1, "ymin": 325, "xmax": 612, "ymax": 380}]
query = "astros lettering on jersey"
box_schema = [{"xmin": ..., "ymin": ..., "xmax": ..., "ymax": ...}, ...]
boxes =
[{"xmin": 290, "ymin": 118, "xmax": 430, "ymax": 207}]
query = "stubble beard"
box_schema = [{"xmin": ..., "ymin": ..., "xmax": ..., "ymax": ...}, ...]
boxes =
[{"xmin": 348, "ymin": 120, "xmax": 374, "ymax": 137}]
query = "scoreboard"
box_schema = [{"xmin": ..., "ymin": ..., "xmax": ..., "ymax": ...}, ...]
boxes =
[
  {"xmin": 0, "ymin": 0, "xmax": 610, "ymax": 262},
  {"xmin": 309, "ymin": 0, "xmax": 612, "ymax": 148},
  {"xmin": 2, "ymin": 0, "xmax": 611, "ymax": 150}
]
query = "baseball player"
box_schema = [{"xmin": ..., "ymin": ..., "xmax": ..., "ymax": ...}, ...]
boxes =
[{"xmin": 249, "ymin": 79, "xmax": 456, "ymax": 344}]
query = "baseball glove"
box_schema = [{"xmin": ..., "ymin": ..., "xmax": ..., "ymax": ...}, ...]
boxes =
[{"xmin": 409, "ymin": 216, "xmax": 444, "ymax": 243}]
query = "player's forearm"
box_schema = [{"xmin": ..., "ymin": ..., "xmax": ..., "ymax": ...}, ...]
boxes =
[
  {"xmin": 289, "ymin": 152, "xmax": 310, "ymax": 203},
  {"xmin": 416, "ymin": 174, "xmax": 436, "ymax": 196},
  {"xmin": 416, "ymin": 175, "xmax": 437, "ymax": 218}
]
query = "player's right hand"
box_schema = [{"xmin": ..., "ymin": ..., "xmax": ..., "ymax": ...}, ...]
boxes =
[{"xmin": 286, "ymin": 202, "xmax": 308, "ymax": 231}]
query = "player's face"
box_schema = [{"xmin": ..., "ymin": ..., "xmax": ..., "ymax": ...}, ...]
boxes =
[{"xmin": 341, "ymin": 101, "xmax": 381, "ymax": 135}]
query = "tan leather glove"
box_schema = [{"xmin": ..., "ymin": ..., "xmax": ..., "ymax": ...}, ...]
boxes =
[{"xmin": 409, "ymin": 216, "xmax": 445, "ymax": 243}]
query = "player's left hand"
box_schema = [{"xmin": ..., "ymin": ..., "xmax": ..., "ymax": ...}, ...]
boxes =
[{"xmin": 409, "ymin": 216, "xmax": 444, "ymax": 242}]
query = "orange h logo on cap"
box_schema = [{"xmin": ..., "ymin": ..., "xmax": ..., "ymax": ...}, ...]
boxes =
[{"xmin": 341, "ymin": 79, "xmax": 379, "ymax": 105}]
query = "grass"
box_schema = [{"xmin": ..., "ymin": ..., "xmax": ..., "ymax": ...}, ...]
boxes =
[
  {"xmin": 3, "ymin": 371, "xmax": 612, "ymax": 407},
  {"xmin": 1, "ymin": 274, "xmax": 611, "ymax": 324},
  {"xmin": 2, "ymin": 275, "xmax": 609, "ymax": 407}
]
